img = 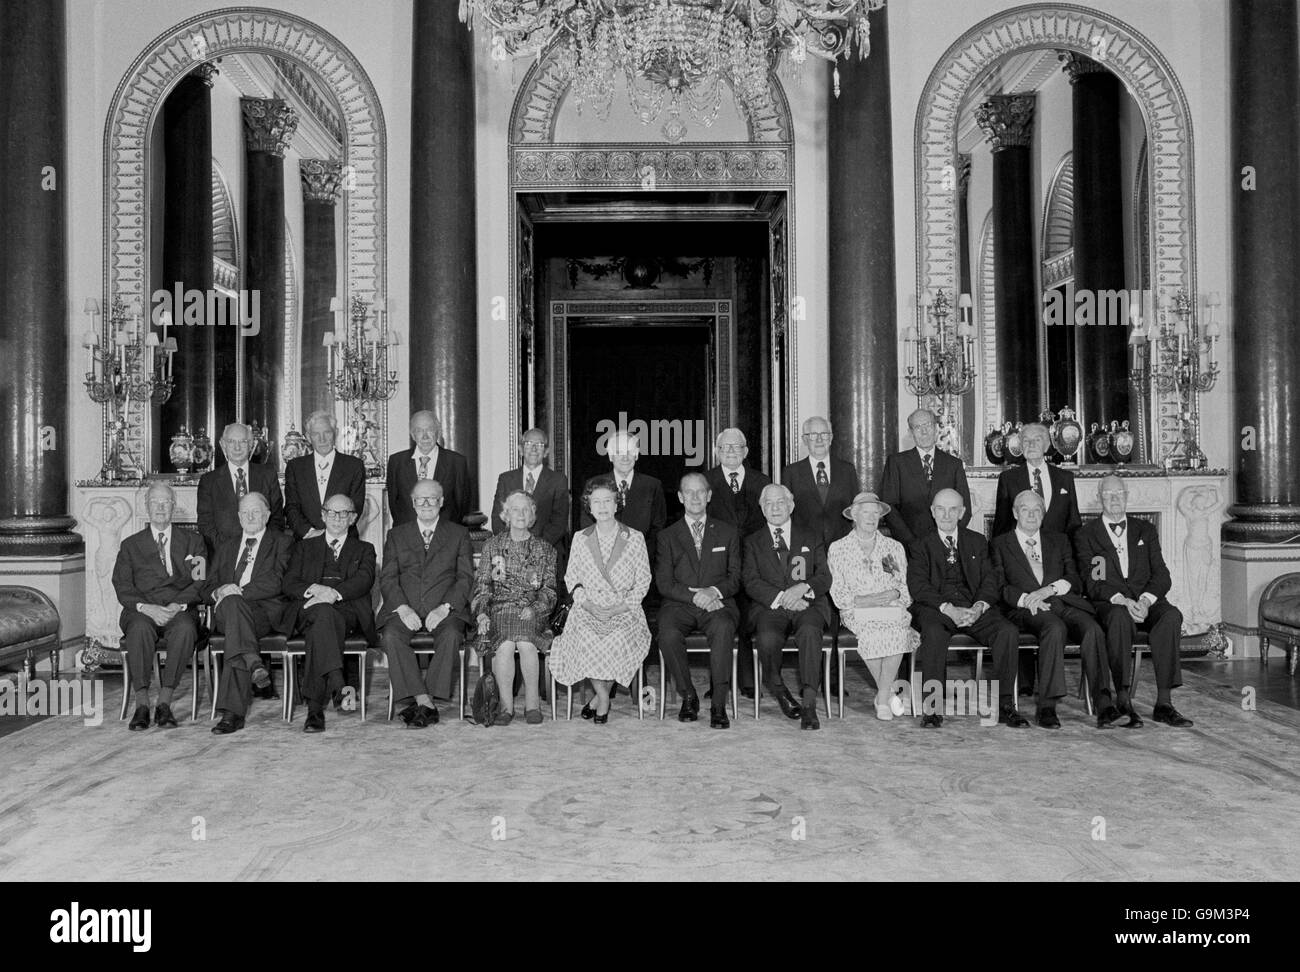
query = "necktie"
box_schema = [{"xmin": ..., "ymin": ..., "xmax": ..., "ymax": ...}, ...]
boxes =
[
  {"xmin": 235, "ymin": 467, "xmax": 247, "ymax": 498},
  {"xmin": 234, "ymin": 537, "xmax": 256, "ymax": 583},
  {"xmin": 945, "ymin": 535, "xmax": 958, "ymax": 565},
  {"xmin": 157, "ymin": 532, "xmax": 169, "ymax": 572},
  {"xmin": 524, "ymin": 470, "xmax": 536, "ymax": 494},
  {"xmin": 318, "ymin": 461, "xmax": 329, "ymax": 489},
  {"xmin": 691, "ymin": 518, "xmax": 704, "ymax": 554},
  {"xmin": 329, "ymin": 538, "xmax": 341, "ymax": 562},
  {"xmin": 729, "ymin": 471, "xmax": 740, "ymax": 494},
  {"xmin": 618, "ymin": 480, "xmax": 629, "ymax": 509},
  {"xmin": 1033, "ymin": 467, "xmax": 1044, "ymax": 499},
  {"xmin": 773, "ymin": 526, "xmax": 787, "ymax": 552},
  {"xmin": 922, "ymin": 452, "xmax": 933, "ymax": 482},
  {"xmin": 418, "ymin": 455, "xmax": 430, "ymax": 480},
  {"xmin": 421, "ymin": 528, "xmax": 433, "ymax": 551},
  {"xmin": 815, "ymin": 461, "xmax": 829, "ymax": 486},
  {"xmin": 1109, "ymin": 520, "xmax": 1126, "ymax": 536},
  {"xmin": 1026, "ymin": 537, "xmax": 1043, "ymax": 584}
]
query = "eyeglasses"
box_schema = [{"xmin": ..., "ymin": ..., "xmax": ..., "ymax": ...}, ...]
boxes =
[
  {"xmin": 803, "ymin": 432, "xmax": 831, "ymax": 440},
  {"xmin": 322, "ymin": 509, "xmax": 354, "ymax": 519},
  {"xmin": 718, "ymin": 444, "xmax": 745, "ymax": 452},
  {"xmin": 412, "ymin": 497, "xmax": 440, "ymax": 506}
]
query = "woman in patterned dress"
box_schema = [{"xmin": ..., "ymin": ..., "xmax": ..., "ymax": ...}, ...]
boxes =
[
  {"xmin": 828, "ymin": 491, "xmax": 919, "ymax": 720},
  {"xmin": 471, "ymin": 490, "xmax": 558, "ymax": 725},
  {"xmin": 549, "ymin": 478, "xmax": 651, "ymax": 724}
]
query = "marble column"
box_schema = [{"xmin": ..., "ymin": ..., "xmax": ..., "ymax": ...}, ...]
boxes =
[
  {"xmin": 160, "ymin": 65, "xmax": 218, "ymax": 466},
  {"xmin": 976, "ymin": 94, "xmax": 1039, "ymax": 426},
  {"xmin": 1064, "ymin": 53, "xmax": 1129, "ymax": 438},
  {"xmin": 956, "ymin": 154, "xmax": 976, "ymax": 459},
  {"xmin": 240, "ymin": 98, "xmax": 298, "ymax": 464},
  {"xmin": 828, "ymin": 4, "xmax": 895, "ymax": 488},
  {"xmin": 1225, "ymin": 0, "xmax": 1300, "ymax": 541},
  {"xmin": 0, "ymin": 0, "xmax": 79, "ymax": 556},
  {"xmin": 410, "ymin": 0, "xmax": 478, "ymax": 504},
  {"xmin": 300, "ymin": 159, "xmax": 341, "ymax": 421}
]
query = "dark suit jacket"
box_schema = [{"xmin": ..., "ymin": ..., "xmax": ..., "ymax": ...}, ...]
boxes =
[
  {"xmin": 705, "ymin": 464, "xmax": 771, "ymax": 539},
  {"xmin": 200, "ymin": 527, "xmax": 294, "ymax": 631},
  {"xmin": 284, "ymin": 451, "xmax": 367, "ymax": 538},
  {"xmin": 580, "ymin": 471, "xmax": 667, "ymax": 562},
  {"xmin": 1074, "ymin": 516, "xmax": 1172, "ymax": 605},
  {"xmin": 990, "ymin": 462, "xmax": 1082, "ymax": 538},
  {"xmin": 377, "ymin": 519, "xmax": 474, "ymax": 625},
  {"xmin": 196, "ymin": 463, "xmax": 285, "ymax": 554},
  {"xmin": 990, "ymin": 529, "xmax": 1093, "ymax": 615},
  {"xmin": 387, "ymin": 447, "xmax": 473, "ymax": 528},
  {"xmin": 907, "ymin": 528, "xmax": 1000, "ymax": 610},
  {"xmin": 282, "ymin": 533, "xmax": 378, "ymax": 645},
  {"xmin": 781, "ymin": 456, "xmax": 859, "ymax": 550},
  {"xmin": 112, "ymin": 526, "xmax": 207, "ymax": 627},
  {"xmin": 655, "ymin": 516, "xmax": 742, "ymax": 607},
  {"xmin": 490, "ymin": 465, "xmax": 570, "ymax": 547},
  {"xmin": 741, "ymin": 522, "xmax": 834, "ymax": 628},
  {"xmin": 878, "ymin": 448, "xmax": 971, "ymax": 545}
]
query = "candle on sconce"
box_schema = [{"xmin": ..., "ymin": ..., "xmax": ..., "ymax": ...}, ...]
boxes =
[
  {"xmin": 145, "ymin": 331, "xmax": 160, "ymax": 378},
  {"xmin": 163, "ymin": 337, "xmax": 177, "ymax": 380},
  {"xmin": 958, "ymin": 292, "xmax": 972, "ymax": 327}
]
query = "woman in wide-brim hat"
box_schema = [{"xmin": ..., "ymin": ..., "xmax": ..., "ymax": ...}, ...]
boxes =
[{"xmin": 827, "ymin": 492, "xmax": 919, "ymax": 720}]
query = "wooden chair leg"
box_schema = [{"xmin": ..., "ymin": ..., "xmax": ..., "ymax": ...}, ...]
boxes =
[
  {"xmin": 209, "ymin": 652, "xmax": 222, "ymax": 720},
  {"xmin": 753, "ymin": 655, "xmax": 760, "ymax": 720},
  {"xmin": 731, "ymin": 647, "xmax": 738, "ymax": 718},
  {"xmin": 837, "ymin": 650, "xmax": 846, "ymax": 719}
]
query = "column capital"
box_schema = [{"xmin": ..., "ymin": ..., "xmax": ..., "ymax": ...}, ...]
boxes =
[
  {"xmin": 240, "ymin": 98, "xmax": 299, "ymax": 157},
  {"xmin": 1057, "ymin": 51, "xmax": 1108, "ymax": 84},
  {"xmin": 975, "ymin": 94, "xmax": 1035, "ymax": 152},
  {"xmin": 191, "ymin": 61, "xmax": 220, "ymax": 87},
  {"xmin": 300, "ymin": 158, "xmax": 342, "ymax": 204}
]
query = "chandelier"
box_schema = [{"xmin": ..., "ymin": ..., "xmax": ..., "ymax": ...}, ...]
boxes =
[{"xmin": 461, "ymin": 1, "xmax": 884, "ymax": 139}]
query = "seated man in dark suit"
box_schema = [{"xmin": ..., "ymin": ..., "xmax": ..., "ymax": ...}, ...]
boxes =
[
  {"xmin": 282, "ymin": 493, "xmax": 377, "ymax": 733},
  {"xmin": 908, "ymin": 488, "xmax": 1025, "ymax": 729},
  {"xmin": 1074, "ymin": 475, "xmax": 1192, "ymax": 728},
  {"xmin": 387, "ymin": 410, "xmax": 472, "ymax": 527},
  {"xmin": 990, "ymin": 423, "xmax": 1081, "ymax": 538},
  {"xmin": 285, "ymin": 410, "xmax": 367, "ymax": 540},
  {"xmin": 742, "ymin": 483, "xmax": 833, "ymax": 731},
  {"xmin": 111, "ymin": 483, "xmax": 207, "ymax": 730},
  {"xmin": 490, "ymin": 427, "xmax": 569, "ymax": 548},
  {"xmin": 781, "ymin": 415, "xmax": 859, "ymax": 551},
  {"xmin": 379, "ymin": 478, "xmax": 474, "ymax": 728},
  {"xmin": 196, "ymin": 422, "xmax": 284, "ymax": 556},
  {"xmin": 991, "ymin": 489, "xmax": 1104, "ymax": 728},
  {"xmin": 705, "ymin": 427, "xmax": 771, "ymax": 698},
  {"xmin": 878, "ymin": 408, "xmax": 970, "ymax": 546},
  {"xmin": 580, "ymin": 430, "xmax": 667, "ymax": 563},
  {"xmin": 656, "ymin": 472, "xmax": 742, "ymax": 729},
  {"xmin": 205, "ymin": 492, "xmax": 294, "ymax": 735}
]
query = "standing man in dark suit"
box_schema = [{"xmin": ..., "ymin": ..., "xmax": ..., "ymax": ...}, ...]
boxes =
[
  {"xmin": 285, "ymin": 410, "xmax": 367, "ymax": 540},
  {"xmin": 878, "ymin": 408, "xmax": 970, "ymax": 545},
  {"xmin": 656, "ymin": 472, "xmax": 743, "ymax": 729},
  {"xmin": 197, "ymin": 422, "xmax": 285, "ymax": 556},
  {"xmin": 580, "ymin": 430, "xmax": 667, "ymax": 563},
  {"xmin": 991, "ymin": 423, "xmax": 1082, "ymax": 537},
  {"xmin": 743, "ymin": 483, "xmax": 834, "ymax": 731},
  {"xmin": 111, "ymin": 483, "xmax": 207, "ymax": 730},
  {"xmin": 781, "ymin": 415, "xmax": 859, "ymax": 550},
  {"xmin": 379, "ymin": 478, "xmax": 474, "ymax": 728},
  {"xmin": 490, "ymin": 427, "xmax": 569, "ymax": 548},
  {"xmin": 705, "ymin": 427, "xmax": 771, "ymax": 699},
  {"xmin": 908, "ymin": 488, "xmax": 1025, "ymax": 729},
  {"xmin": 991, "ymin": 490, "xmax": 1104, "ymax": 728},
  {"xmin": 1074, "ymin": 475, "xmax": 1192, "ymax": 728},
  {"xmin": 205, "ymin": 492, "xmax": 294, "ymax": 735},
  {"xmin": 282, "ymin": 493, "xmax": 377, "ymax": 733},
  {"xmin": 387, "ymin": 410, "xmax": 473, "ymax": 528}
]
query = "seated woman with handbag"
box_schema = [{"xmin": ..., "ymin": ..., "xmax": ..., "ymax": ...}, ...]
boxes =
[{"xmin": 471, "ymin": 490, "xmax": 558, "ymax": 725}]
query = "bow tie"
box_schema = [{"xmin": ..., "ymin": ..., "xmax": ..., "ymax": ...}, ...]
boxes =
[{"xmin": 1109, "ymin": 521, "xmax": 1126, "ymax": 536}]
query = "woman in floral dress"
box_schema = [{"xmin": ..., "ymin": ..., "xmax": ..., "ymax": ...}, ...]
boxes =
[
  {"xmin": 828, "ymin": 491, "xmax": 919, "ymax": 720},
  {"xmin": 549, "ymin": 478, "xmax": 651, "ymax": 723},
  {"xmin": 471, "ymin": 490, "xmax": 557, "ymax": 725}
]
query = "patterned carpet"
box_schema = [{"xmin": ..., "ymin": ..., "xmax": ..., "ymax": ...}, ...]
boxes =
[{"xmin": 0, "ymin": 660, "xmax": 1297, "ymax": 881}]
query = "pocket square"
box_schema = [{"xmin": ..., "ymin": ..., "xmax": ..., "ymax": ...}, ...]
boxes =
[
  {"xmin": 799, "ymin": 546, "xmax": 810, "ymax": 553},
  {"xmin": 1137, "ymin": 539, "xmax": 1145, "ymax": 546},
  {"xmin": 1058, "ymin": 487, "xmax": 1068, "ymax": 495},
  {"xmin": 711, "ymin": 546, "xmax": 726, "ymax": 552}
]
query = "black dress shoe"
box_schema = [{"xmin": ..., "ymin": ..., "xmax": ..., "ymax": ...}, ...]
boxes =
[
  {"xmin": 1120, "ymin": 703, "xmax": 1144, "ymax": 728},
  {"xmin": 397, "ymin": 703, "xmax": 418, "ymax": 726},
  {"xmin": 580, "ymin": 701, "xmax": 597, "ymax": 720},
  {"xmin": 1096, "ymin": 705, "xmax": 1122, "ymax": 728},
  {"xmin": 593, "ymin": 703, "xmax": 610, "ymax": 725},
  {"xmin": 154, "ymin": 703, "xmax": 178, "ymax": 729},
  {"xmin": 211, "ymin": 714, "xmax": 244, "ymax": 735},
  {"xmin": 677, "ymin": 695, "xmax": 699, "ymax": 723},
  {"xmin": 739, "ymin": 686, "xmax": 755, "ymax": 700},
  {"xmin": 1152, "ymin": 703, "xmax": 1193, "ymax": 727},
  {"xmin": 1036, "ymin": 707, "xmax": 1061, "ymax": 729},
  {"xmin": 800, "ymin": 707, "xmax": 820, "ymax": 731},
  {"xmin": 710, "ymin": 707, "xmax": 730, "ymax": 729},
  {"xmin": 304, "ymin": 709, "xmax": 326, "ymax": 733},
  {"xmin": 774, "ymin": 689, "xmax": 802, "ymax": 720},
  {"xmin": 410, "ymin": 704, "xmax": 439, "ymax": 728},
  {"xmin": 921, "ymin": 713, "xmax": 943, "ymax": 729},
  {"xmin": 998, "ymin": 704, "xmax": 1030, "ymax": 728},
  {"xmin": 252, "ymin": 681, "xmax": 280, "ymax": 701},
  {"xmin": 128, "ymin": 705, "xmax": 150, "ymax": 731}
]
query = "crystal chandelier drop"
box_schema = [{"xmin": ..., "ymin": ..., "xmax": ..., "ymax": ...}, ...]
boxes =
[{"xmin": 461, "ymin": 1, "xmax": 883, "ymax": 139}]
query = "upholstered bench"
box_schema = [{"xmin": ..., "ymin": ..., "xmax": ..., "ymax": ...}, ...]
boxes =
[
  {"xmin": 0, "ymin": 585, "xmax": 61, "ymax": 678},
  {"xmin": 1258, "ymin": 572, "xmax": 1300, "ymax": 675}
]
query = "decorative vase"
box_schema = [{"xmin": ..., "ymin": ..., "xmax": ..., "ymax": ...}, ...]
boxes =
[
  {"xmin": 282, "ymin": 424, "xmax": 310, "ymax": 463},
  {"xmin": 190, "ymin": 428, "xmax": 213, "ymax": 471},
  {"xmin": 1039, "ymin": 409, "xmax": 1062, "ymax": 462},
  {"xmin": 1003, "ymin": 422, "xmax": 1025, "ymax": 461},
  {"xmin": 984, "ymin": 425, "xmax": 1006, "ymax": 465},
  {"xmin": 1111, "ymin": 420, "xmax": 1135, "ymax": 465},
  {"xmin": 168, "ymin": 428, "xmax": 194, "ymax": 474},
  {"xmin": 1088, "ymin": 422, "xmax": 1112, "ymax": 463},
  {"xmin": 1050, "ymin": 406, "xmax": 1083, "ymax": 464}
]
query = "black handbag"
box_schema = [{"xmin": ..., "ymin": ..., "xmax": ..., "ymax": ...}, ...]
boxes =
[
  {"xmin": 549, "ymin": 601, "xmax": 571, "ymax": 635},
  {"xmin": 469, "ymin": 636, "xmax": 501, "ymax": 727}
]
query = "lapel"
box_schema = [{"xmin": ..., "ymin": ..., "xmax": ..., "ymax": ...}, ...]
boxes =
[
  {"xmin": 218, "ymin": 466, "xmax": 237, "ymax": 507},
  {"xmin": 686, "ymin": 517, "xmax": 705, "ymax": 570},
  {"xmin": 165, "ymin": 530, "xmax": 190, "ymax": 579},
  {"xmin": 908, "ymin": 449, "xmax": 927, "ymax": 488},
  {"xmin": 585, "ymin": 525, "xmax": 628, "ymax": 588},
  {"xmin": 958, "ymin": 532, "xmax": 981, "ymax": 590},
  {"xmin": 433, "ymin": 450, "xmax": 450, "ymax": 487},
  {"xmin": 324, "ymin": 454, "xmax": 346, "ymax": 498},
  {"xmin": 1094, "ymin": 518, "xmax": 1124, "ymax": 577},
  {"xmin": 423, "ymin": 519, "xmax": 447, "ymax": 561},
  {"xmin": 1001, "ymin": 532, "xmax": 1033, "ymax": 582}
]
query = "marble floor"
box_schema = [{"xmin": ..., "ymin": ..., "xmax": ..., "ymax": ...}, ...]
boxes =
[{"xmin": 0, "ymin": 658, "xmax": 1297, "ymax": 882}]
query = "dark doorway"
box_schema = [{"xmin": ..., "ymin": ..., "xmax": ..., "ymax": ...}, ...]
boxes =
[{"xmin": 568, "ymin": 322, "xmax": 711, "ymax": 526}]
